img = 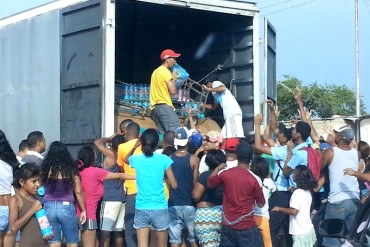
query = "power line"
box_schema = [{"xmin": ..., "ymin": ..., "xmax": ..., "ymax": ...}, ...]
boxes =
[
  {"xmin": 262, "ymin": 0, "xmax": 317, "ymax": 17},
  {"xmin": 260, "ymin": 0, "xmax": 295, "ymax": 10},
  {"xmin": 362, "ymin": 0, "xmax": 370, "ymax": 16}
]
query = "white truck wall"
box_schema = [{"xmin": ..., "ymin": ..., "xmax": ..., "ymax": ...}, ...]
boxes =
[{"xmin": 0, "ymin": 10, "xmax": 60, "ymax": 151}]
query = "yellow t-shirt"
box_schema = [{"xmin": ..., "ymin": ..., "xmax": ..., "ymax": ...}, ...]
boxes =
[
  {"xmin": 117, "ymin": 139, "xmax": 142, "ymax": 195},
  {"xmin": 150, "ymin": 65, "xmax": 174, "ymax": 110}
]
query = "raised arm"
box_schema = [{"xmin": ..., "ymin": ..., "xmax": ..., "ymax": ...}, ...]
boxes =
[
  {"xmin": 94, "ymin": 135, "xmax": 116, "ymax": 169},
  {"xmin": 294, "ymin": 88, "xmax": 308, "ymax": 123},
  {"xmin": 166, "ymin": 71, "xmax": 178, "ymax": 95},
  {"xmin": 254, "ymin": 114, "xmax": 272, "ymax": 155},
  {"xmin": 124, "ymin": 140, "xmax": 141, "ymax": 164},
  {"xmin": 267, "ymin": 100, "xmax": 279, "ymax": 136},
  {"xmin": 283, "ymin": 140, "xmax": 295, "ymax": 177}
]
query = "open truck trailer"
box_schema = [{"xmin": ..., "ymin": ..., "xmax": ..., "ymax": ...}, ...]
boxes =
[{"xmin": 0, "ymin": 0, "xmax": 277, "ymax": 156}]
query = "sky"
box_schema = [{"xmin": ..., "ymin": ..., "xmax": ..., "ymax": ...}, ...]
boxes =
[{"xmin": 1, "ymin": 0, "xmax": 370, "ymax": 113}]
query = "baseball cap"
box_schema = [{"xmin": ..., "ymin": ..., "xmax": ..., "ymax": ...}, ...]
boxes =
[
  {"xmin": 278, "ymin": 123, "xmax": 293, "ymax": 141},
  {"xmin": 319, "ymin": 142, "xmax": 331, "ymax": 151},
  {"xmin": 160, "ymin": 49, "xmax": 181, "ymax": 60},
  {"xmin": 174, "ymin": 126, "xmax": 189, "ymax": 146},
  {"xmin": 333, "ymin": 126, "xmax": 354, "ymax": 141},
  {"xmin": 205, "ymin": 130, "xmax": 223, "ymax": 143},
  {"xmin": 189, "ymin": 132, "xmax": 203, "ymax": 148},
  {"xmin": 225, "ymin": 138, "xmax": 240, "ymax": 151}
]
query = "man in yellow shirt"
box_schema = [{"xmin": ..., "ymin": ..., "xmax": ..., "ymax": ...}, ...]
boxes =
[
  {"xmin": 150, "ymin": 49, "xmax": 181, "ymax": 134},
  {"xmin": 117, "ymin": 122, "xmax": 141, "ymax": 247}
]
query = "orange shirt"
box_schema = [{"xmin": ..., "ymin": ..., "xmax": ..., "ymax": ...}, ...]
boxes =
[{"xmin": 117, "ymin": 139, "xmax": 142, "ymax": 195}]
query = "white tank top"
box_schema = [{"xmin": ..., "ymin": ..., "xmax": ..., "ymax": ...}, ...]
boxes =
[
  {"xmin": 0, "ymin": 160, "xmax": 13, "ymax": 195},
  {"xmin": 328, "ymin": 147, "xmax": 360, "ymax": 203}
]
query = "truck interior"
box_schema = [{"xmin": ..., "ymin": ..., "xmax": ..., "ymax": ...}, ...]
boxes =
[{"xmin": 115, "ymin": 0, "xmax": 255, "ymax": 129}]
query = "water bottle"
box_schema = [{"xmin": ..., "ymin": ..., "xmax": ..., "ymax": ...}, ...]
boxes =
[
  {"xmin": 178, "ymin": 88, "xmax": 183, "ymax": 102},
  {"xmin": 35, "ymin": 208, "xmax": 53, "ymax": 238}
]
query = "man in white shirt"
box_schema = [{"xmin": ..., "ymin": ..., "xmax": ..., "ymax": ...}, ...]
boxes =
[{"xmin": 201, "ymin": 74, "xmax": 244, "ymax": 139}]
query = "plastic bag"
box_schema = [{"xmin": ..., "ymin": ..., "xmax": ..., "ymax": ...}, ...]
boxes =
[{"xmin": 171, "ymin": 63, "xmax": 189, "ymax": 88}]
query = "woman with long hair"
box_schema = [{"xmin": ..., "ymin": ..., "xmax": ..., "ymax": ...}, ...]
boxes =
[
  {"xmin": 0, "ymin": 130, "xmax": 19, "ymax": 247},
  {"xmin": 41, "ymin": 141, "xmax": 87, "ymax": 247}
]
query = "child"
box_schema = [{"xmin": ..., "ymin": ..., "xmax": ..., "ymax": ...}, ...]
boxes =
[
  {"xmin": 76, "ymin": 145, "xmax": 135, "ymax": 247},
  {"xmin": 272, "ymin": 165, "xmax": 317, "ymax": 247},
  {"xmin": 8, "ymin": 162, "xmax": 49, "ymax": 247},
  {"xmin": 251, "ymin": 157, "xmax": 277, "ymax": 247},
  {"xmin": 127, "ymin": 128, "xmax": 178, "ymax": 247}
]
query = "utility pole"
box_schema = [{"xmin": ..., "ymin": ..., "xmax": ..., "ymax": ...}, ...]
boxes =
[{"xmin": 355, "ymin": 0, "xmax": 360, "ymax": 118}]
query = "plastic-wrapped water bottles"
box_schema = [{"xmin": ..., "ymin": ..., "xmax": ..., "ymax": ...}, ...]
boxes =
[{"xmin": 35, "ymin": 208, "xmax": 53, "ymax": 238}]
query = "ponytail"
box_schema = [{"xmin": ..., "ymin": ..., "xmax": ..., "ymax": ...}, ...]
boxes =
[{"xmin": 140, "ymin": 129, "xmax": 159, "ymax": 157}]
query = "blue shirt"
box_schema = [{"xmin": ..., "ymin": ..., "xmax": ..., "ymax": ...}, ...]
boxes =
[
  {"xmin": 129, "ymin": 153, "xmax": 172, "ymax": 210},
  {"xmin": 287, "ymin": 137, "xmax": 313, "ymax": 187},
  {"xmin": 271, "ymin": 145, "xmax": 289, "ymax": 191}
]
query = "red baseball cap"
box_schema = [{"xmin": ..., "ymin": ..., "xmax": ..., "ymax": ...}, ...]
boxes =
[
  {"xmin": 225, "ymin": 138, "xmax": 240, "ymax": 151},
  {"xmin": 160, "ymin": 49, "xmax": 181, "ymax": 60}
]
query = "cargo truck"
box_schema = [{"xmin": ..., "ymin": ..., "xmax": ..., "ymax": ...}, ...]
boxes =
[{"xmin": 0, "ymin": 0, "xmax": 277, "ymax": 155}]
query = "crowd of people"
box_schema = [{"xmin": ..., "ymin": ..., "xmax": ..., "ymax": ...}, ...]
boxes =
[{"xmin": 1, "ymin": 49, "xmax": 370, "ymax": 247}]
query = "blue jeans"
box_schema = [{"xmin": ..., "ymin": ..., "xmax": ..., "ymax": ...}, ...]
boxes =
[
  {"xmin": 44, "ymin": 201, "xmax": 79, "ymax": 244},
  {"xmin": 169, "ymin": 205, "xmax": 197, "ymax": 243},
  {"xmin": 322, "ymin": 199, "xmax": 360, "ymax": 247},
  {"xmin": 220, "ymin": 225, "xmax": 263, "ymax": 247}
]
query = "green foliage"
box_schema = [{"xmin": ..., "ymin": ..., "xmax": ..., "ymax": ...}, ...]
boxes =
[{"xmin": 276, "ymin": 76, "xmax": 366, "ymax": 121}]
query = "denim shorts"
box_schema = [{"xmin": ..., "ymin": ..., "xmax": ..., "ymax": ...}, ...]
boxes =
[
  {"xmin": 134, "ymin": 208, "xmax": 170, "ymax": 231},
  {"xmin": 323, "ymin": 199, "xmax": 361, "ymax": 247},
  {"xmin": 0, "ymin": 206, "xmax": 9, "ymax": 232},
  {"xmin": 169, "ymin": 205, "xmax": 197, "ymax": 243},
  {"xmin": 44, "ymin": 201, "xmax": 79, "ymax": 244}
]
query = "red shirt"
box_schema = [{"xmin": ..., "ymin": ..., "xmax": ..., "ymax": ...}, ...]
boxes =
[{"xmin": 208, "ymin": 167, "xmax": 265, "ymax": 230}]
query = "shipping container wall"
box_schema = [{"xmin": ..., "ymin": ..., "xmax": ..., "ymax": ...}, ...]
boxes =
[{"xmin": 0, "ymin": 10, "xmax": 61, "ymax": 151}]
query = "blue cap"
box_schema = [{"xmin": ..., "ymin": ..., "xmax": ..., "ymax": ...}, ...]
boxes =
[
  {"xmin": 319, "ymin": 143, "xmax": 331, "ymax": 151},
  {"xmin": 189, "ymin": 132, "xmax": 203, "ymax": 148}
]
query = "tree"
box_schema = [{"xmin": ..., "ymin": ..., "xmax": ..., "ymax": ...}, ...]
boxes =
[{"xmin": 276, "ymin": 76, "xmax": 366, "ymax": 121}]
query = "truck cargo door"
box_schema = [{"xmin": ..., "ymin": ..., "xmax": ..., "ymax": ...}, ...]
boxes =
[
  {"xmin": 263, "ymin": 18, "xmax": 277, "ymax": 124},
  {"xmin": 60, "ymin": 0, "xmax": 113, "ymax": 156}
]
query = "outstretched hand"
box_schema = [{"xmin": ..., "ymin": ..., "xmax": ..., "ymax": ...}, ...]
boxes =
[{"xmin": 294, "ymin": 87, "xmax": 302, "ymax": 102}]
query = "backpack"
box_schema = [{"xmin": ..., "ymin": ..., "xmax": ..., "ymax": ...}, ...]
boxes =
[{"xmin": 299, "ymin": 145, "xmax": 322, "ymax": 180}]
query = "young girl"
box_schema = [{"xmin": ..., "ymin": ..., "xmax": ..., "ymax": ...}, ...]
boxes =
[
  {"xmin": 42, "ymin": 141, "xmax": 87, "ymax": 247},
  {"xmin": 272, "ymin": 165, "xmax": 317, "ymax": 247},
  {"xmin": 0, "ymin": 130, "xmax": 19, "ymax": 247},
  {"xmin": 8, "ymin": 162, "xmax": 49, "ymax": 247},
  {"xmin": 76, "ymin": 145, "xmax": 135, "ymax": 247},
  {"xmin": 126, "ymin": 128, "xmax": 177, "ymax": 247},
  {"xmin": 251, "ymin": 157, "xmax": 277, "ymax": 247}
]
